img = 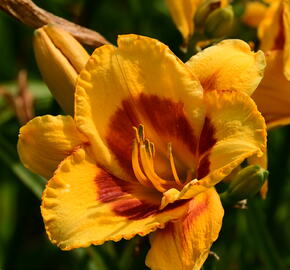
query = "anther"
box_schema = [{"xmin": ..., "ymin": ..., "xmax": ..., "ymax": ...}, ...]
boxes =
[
  {"xmin": 138, "ymin": 124, "xmax": 145, "ymax": 142},
  {"xmin": 144, "ymin": 139, "xmax": 152, "ymax": 157},
  {"xmin": 149, "ymin": 142, "xmax": 155, "ymax": 157}
]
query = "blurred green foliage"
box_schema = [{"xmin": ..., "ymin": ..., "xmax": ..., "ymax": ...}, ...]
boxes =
[{"xmin": 0, "ymin": 0, "xmax": 290, "ymax": 269}]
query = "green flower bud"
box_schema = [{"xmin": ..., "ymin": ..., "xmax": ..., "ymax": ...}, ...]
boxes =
[
  {"xmin": 204, "ymin": 5, "xmax": 234, "ymax": 38},
  {"xmin": 220, "ymin": 165, "xmax": 268, "ymax": 205},
  {"xmin": 195, "ymin": 0, "xmax": 221, "ymax": 27}
]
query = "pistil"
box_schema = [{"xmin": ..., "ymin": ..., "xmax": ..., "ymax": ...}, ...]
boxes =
[{"xmin": 168, "ymin": 143, "xmax": 182, "ymax": 185}]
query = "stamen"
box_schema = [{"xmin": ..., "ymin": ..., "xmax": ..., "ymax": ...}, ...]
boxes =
[
  {"xmin": 139, "ymin": 141, "xmax": 169, "ymax": 193},
  {"xmin": 132, "ymin": 124, "xmax": 179, "ymax": 193},
  {"xmin": 133, "ymin": 127, "xmax": 140, "ymax": 143},
  {"xmin": 131, "ymin": 139, "xmax": 152, "ymax": 187},
  {"xmin": 168, "ymin": 143, "xmax": 182, "ymax": 185}
]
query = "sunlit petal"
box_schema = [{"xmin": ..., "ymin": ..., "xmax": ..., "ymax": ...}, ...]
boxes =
[
  {"xmin": 18, "ymin": 115, "xmax": 88, "ymax": 179},
  {"xmin": 179, "ymin": 90, "xmax": 266, "ymax": 199},
  {"xmin": 186, "ymin": 39, "xmax": 265, "ymax": 95},
  {"xmin": 42, "ymin": 147, "xmax": 189, "ymax": 250},
  {"xmin": 146, "ymin": 188, "xmax": 223, "ymax": 270},
  {"xmin": 252, "ymin": 50, "xmax": 290, "ymax": 128}
]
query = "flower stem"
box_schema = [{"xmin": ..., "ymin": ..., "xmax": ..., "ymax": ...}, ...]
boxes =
[
  {"xmin": 246, "ymin": 199, "xmax": 285, "ymax": 270},
  {"xmin": 86, "ymin": 246, "xmax": 109, "ymax": 270}
]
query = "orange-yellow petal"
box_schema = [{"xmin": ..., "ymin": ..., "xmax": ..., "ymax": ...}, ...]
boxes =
[
  {"xmin": 242, "ymin": 1, "xmax": 268, "ymax": 28},
  {"xmin": 146, "ymin": 188, "xmax": 223, "ymax": 270},
  {"xmin": 41, "ymin": 147, "xmax": 189, "ymax": 250},
  {"xmin": 258, "ymin": 0, "xmax": 282, "ymax": 52},
  {"xmin": 179, "ymin": 90, "xmax": 266, "ymax": 199},
  {"xmin": 252, "ymin": 50, "xmax": 290, "ymax": 128},
  {"xmin": 18, "ymin": 115, "xmax": 88, "ymax": 179},
  {"xmin": 75, "ymin": 34, "xmax": 204, "ymax": 181},
  {"xmin": 282, "ymin": 0, "xmax": 290, "ymax": 79},
  {"xmin": 165, "ymin": 0, "xmax": 200, "ymax": 44},
  {"xmin": 186, "ymin": 39, "xmax": 266, "ymax": 95},
  {"xmin": 258, "ymin": 0, "xmax": 290, "ymax": 80}
]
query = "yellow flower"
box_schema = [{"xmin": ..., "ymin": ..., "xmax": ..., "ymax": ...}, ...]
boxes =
[
  {"xmin": 252, "ymin": 0, "xmax": 290, "ymax": 128},
  {"xmin": 18, "ymin": 35, "xmax": 266, "ymax": 269},
  {"xmin": 165, "ymin": 0, "xmax": 229, "ymax": 44}
]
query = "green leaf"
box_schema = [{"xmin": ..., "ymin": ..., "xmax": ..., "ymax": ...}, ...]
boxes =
[{"xmin": 0, "ymin": 134, "xmax": 45, "ymax": 199}]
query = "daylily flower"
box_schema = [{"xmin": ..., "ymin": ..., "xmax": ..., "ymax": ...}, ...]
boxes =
[
  {"xmin": 18, "ymin": 35, "xmax": 266, "ymax": 269},
  {"xmin": 165, "ymin": 0, "xmax": 229, "ymax": 45},
  {"xmin": 250, "ymin": 0, "xmax": 290, "ymax": 128}
]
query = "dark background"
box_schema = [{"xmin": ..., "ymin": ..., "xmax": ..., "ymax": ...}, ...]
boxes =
[{"xmin": 0, "ymin": 0, "xmax": 290, "ymax": 269}]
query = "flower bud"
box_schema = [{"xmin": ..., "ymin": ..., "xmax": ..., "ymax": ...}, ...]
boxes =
[
  {"xmin": 33, "ymin": 25, "xmax": 89, "ymax": 115},
  {"xmin": 204, "ymin": 5, "xmax": 234, "ymax": 38},
  {"xmin": 195, "ymin": 0, "xmax": 221, "ymax": 27},
  {"xmin": 220, "ymin": 165, "xmax": 268, "ymax": 205}
]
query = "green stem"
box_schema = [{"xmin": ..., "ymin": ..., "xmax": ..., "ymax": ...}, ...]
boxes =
[
  {"xmin": 86, "ymin": 247, "xmax": 109, "ymax": 270},
  {"xmin": 185, "ymin": 32, "xmax": 204, "ymax": 58},
  {"xmin": 268, "ymin": 127, "xmax": 290, "ymax": 216},
  {"xmin": 246, "ymin": 199, "xmax": 285, "ymax": 270},
  {"xmin": 0, "ymin": 134, "xmax": 45, "ymax": 199},
  {"xmin": 118, "ymin": 238, "xmax": 138, "ymax": 270},
  {"xmin": 102, "ymin": 241, "xmax": 117, "ymax": 261}
]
